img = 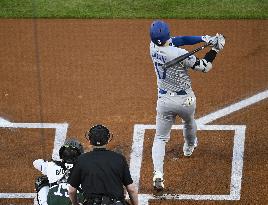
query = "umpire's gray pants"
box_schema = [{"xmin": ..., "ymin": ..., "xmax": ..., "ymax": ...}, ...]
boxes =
[{"xmin": 152, "ymin": 90, "xmax": 197, "ymax": 174}]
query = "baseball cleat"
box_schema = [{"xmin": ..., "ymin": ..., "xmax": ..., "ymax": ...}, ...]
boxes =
[
  {"xmin": 153, "ymin": 171, "xmax": 164, "ymax": 191},
  {"xmin": 183, "ymin": 138, "xmax": 198, "ymax": 157}
]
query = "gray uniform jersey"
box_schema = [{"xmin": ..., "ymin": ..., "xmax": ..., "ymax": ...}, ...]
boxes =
[{"xmin": 149, "ymin": 41, "xmax": 196, "ymax": 92}]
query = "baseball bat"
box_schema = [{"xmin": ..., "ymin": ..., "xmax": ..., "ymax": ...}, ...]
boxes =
[{"xmin": 162, "ymin": 43, "xmax": 212, "ymax": 69}]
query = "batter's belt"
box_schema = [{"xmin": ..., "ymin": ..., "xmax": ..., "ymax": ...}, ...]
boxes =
[{"xmin": 159, "ymin": 88, "xmax": 187, "ymax": 96}]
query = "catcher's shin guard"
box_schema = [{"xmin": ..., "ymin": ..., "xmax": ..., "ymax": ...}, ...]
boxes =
[
  {"xmin": 36, "ymin": 186, "xmax": 49, "ymax": 205},
  {"xmin": 35, "ymin": 175, "xmax": 49, "ymax": 205}
]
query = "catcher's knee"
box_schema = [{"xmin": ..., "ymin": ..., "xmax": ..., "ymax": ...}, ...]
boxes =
[{"xmin": 35, "ymin": 175, "xmax": 49, "ymax": 193}]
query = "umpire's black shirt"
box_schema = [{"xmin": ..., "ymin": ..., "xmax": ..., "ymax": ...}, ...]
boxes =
[{"xmin": 68, "ymin": 148, "xmax": 133, "ymax": 199}]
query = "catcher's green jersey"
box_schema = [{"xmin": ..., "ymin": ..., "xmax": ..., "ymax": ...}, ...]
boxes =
[{"xmin": 47, "ymin": 183, "xmax": 84, "ymax": 205}]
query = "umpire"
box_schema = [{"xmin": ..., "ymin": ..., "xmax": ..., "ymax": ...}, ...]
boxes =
[{"xmin": 68, "ymin": 124, "xmax": 138, "ymax": 205}]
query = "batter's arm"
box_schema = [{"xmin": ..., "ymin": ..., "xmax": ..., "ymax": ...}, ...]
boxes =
[
  {"xmin": 172, "ymin": 35, "xmax": 214, "ymax": 47},
  {"xmin": 172, "ymin": 36, "xmax": 203, "ymax": 47}
]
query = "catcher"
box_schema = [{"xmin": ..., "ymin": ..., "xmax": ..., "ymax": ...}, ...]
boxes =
[{"xmin": 33, "ymin": 138, "xmax": 84, "ymax": 205}]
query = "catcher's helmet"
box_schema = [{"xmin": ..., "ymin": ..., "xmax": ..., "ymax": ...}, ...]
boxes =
[
  {"xmin": 59, "ymin": 139, "xmax": 84, "ymax": 164},
  {"xmin": 85, "ymin": 124, "xmax": 111, "ymax": 146},
  {"xmin": 150, "ymin": 20, "xmax": 170, "ymax": 46}
]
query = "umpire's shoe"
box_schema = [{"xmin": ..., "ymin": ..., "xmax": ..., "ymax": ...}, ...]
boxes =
[
  {"xmin": 183, "ymin": 138, "xmax": 198, "ymax": 157},
  {"xmin": 153, "ymin": 171, "xmax": 164, "ymax": 191}
]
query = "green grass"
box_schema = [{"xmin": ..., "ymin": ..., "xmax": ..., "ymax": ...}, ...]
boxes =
[{"xmin": 0, "ymin": 0, "xmax": 267, "ymax": 19}]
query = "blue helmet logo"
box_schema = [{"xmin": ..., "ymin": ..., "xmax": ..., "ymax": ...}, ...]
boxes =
[{"xmin": 150, "ymin": 20, "xmax": 170, "ymax": 46}]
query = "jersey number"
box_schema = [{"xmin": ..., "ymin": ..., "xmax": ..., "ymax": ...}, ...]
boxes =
[
  {"xmin": 154, "ymin": 62, "xmax": 167, "ymax": 79},
  {"xmin": 54, "ymin": 183, "xmax": 69, "ymax": 197}
]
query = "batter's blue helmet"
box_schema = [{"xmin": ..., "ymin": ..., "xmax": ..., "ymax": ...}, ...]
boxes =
[{"xmin": 150, "ymin": 20, "xmax": 170, "ymax": 46}]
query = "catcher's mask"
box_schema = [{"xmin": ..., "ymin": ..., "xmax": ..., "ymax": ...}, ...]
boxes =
[
  {"xmin": 59, "ymin": 139, "xmax": 84, "ymax": 164},
  {"xmin": 85, "ymin": 124, "xmax": 112, "ymax": 146}
]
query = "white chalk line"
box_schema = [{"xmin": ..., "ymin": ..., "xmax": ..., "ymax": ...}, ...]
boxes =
[
  {"xmin": 130, "ymin": 125, "xmax": 246, "ymax": 204},
  {"xmin": 0, "ymin": 120, "xmax": 68, "ymax": 199},
  {"xmin": 139, "ymin": 194, "xmax": 234, "ymax": 201},
  {"xmin": 230, "ymin": 126, "xmax": 246, "ymax": 200},
  {"xmin": 196, "ymin": 89, "xmax": 268, "ymax": 124},
  {"xmin": 0, "ymin": 122, "xmax": 68, "ymax": 161},
  {"xmin": 129, "ymin": 89, "xmax": 268, "ymax": 204},
  {"xmin": 0, "ymin": 89, "xmax": 266, "ymax": 201},
  {"xmin": 0, "ymin": 193, "xmax": 36, "ymax": 198},
  {"xmin": 0, "ymin": 117, "xmax": 12, "ymax": 126},
  {"xmin": 130, "ymin": 89, "xmax": 268, "ymax": 130},
  {"xmin": 130, "ymin": 88, "xmax": 267, "ymax": 183}
]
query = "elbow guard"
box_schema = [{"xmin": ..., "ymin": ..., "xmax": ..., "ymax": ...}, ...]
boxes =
[{"xmin": 192, "ymin": 59, "xmax": 213, "ymax": 73}]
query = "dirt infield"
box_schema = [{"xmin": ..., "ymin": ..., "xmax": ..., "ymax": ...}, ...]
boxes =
[{"xmin": 0, "ymin": 19, "xmax": 267, "ymax": 204}]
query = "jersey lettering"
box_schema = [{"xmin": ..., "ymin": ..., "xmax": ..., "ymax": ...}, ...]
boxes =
[
  {"xmin": 151, "ymin": 52, "xmax": 167, "ymax": 64},
  {"xmin": 56, "ymin": 169, "xmax": 65, "ymax": 175},
  {"xmin": 151, "ymin": 52, "xmax": 167, "ymax": 80}
]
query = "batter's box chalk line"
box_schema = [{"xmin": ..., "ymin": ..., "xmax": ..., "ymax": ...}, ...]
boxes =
[
  {"xmin": 0, "ymin": 120, "xmax": 68, "ymax": 201},
  {"xmin": 129, "ymin": 88, "xmax": 268, "ymax": 204},
  {"xmin": 0, "ymin": 88, "xmax": 267, "ymax": 203},
  {"xmin": 130, "ymin": 124, "xmax": 246, "ymax": 204}
]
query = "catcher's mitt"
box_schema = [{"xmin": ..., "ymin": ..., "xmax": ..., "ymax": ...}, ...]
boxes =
[{"xmin": 35, "ymin": 175, "xmax": 49, "ymax": 192}]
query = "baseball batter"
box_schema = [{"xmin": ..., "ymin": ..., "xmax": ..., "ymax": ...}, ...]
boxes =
[
  {"xmin": 149, "ymin": 20, "xmax": 225, "ymax": 191},
  {"xmin": 33, "ymin": 139, "xmax": 84, "ymax": 205}
]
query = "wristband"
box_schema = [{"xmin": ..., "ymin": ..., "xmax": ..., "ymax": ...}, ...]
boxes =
[{"xmin": 204, "ymin": 49, "xmax": 218, "ymax": 63}]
